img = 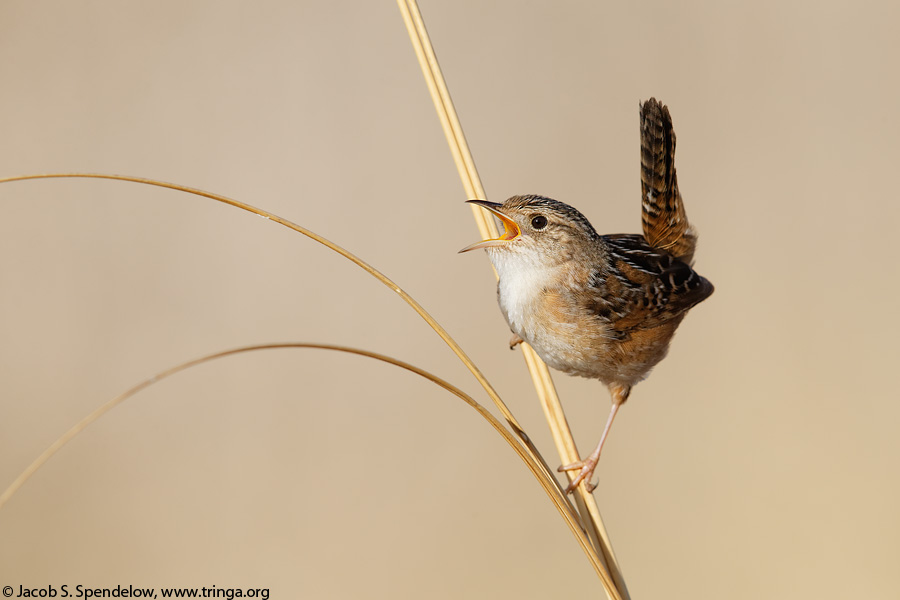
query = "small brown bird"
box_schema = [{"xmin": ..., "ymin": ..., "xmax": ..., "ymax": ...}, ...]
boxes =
[{"xmin": 460, "ymin": 98, "xmax": 713, "ymax": 493}]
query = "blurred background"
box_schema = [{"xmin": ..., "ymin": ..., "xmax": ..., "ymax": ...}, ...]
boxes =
[{"xmin": 1, "ymin": 1, "xmax": 897, "ymax": 598}]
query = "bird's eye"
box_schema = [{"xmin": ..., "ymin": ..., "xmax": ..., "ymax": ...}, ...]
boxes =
[{"xmin": 531, "ymin": 215, "xmax": 548, "ymax": 230}]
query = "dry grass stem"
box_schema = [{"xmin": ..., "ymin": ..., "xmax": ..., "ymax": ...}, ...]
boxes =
[
  {"xmin": 0, "ymin": 173, "xmax": 618, "ymax": 593},
  {"xmin": 0, "ymin": 343, "xmax": 549, "ymax": 512},
  {"xmin": 396, "ymin": 1, "xmax": 628, "ymax": 596},
  {"xmin": 0, "ymin": 173, "xmax": 515, "ymax": 429},
  {"xmin": 0, "ymin": 340, "xmax": 616, "ymax": 595}
]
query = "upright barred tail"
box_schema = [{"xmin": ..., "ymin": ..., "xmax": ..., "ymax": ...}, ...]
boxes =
[{"xmin": 640, "ymin": 98, "xmax": 697, "ymax": 264}]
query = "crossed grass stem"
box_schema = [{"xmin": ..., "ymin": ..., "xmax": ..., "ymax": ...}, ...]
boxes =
[{"xmin": 0, "ymin": 173, "xmax": 622, "ymax": 599}]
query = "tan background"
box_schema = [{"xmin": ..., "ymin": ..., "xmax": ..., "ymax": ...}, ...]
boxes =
[{"xmin": 1, "ymin": 1, "xmax": 897, "ymax": 598}]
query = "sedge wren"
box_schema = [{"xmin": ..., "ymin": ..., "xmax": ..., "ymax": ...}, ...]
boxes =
[{"xmin": 460, "ymin": 98, "xmax": 713, "ymax": 493}]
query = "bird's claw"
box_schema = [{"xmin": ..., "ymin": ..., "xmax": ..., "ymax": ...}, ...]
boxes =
[
  {"xmin": 558, "ymin": 457, "xmax": 599, "ymax": 494},
  {"xmin": 508, "ymin": 333, "xmax": 524, "ymax": 350}
]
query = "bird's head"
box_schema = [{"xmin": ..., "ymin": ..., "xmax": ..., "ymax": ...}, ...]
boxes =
[{"xmin": 459, "ymin": 195, "xmax": 599, "ymax": 263}]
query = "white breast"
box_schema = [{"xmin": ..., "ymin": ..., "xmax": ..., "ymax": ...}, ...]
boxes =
[{"xmin": 488, "ymin": 249, "xmax": 555, "ymax": 336}]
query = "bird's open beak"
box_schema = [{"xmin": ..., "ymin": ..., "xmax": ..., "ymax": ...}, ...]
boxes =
[{"xmin": 458, "ymin": 200, "xmax": 521, "ymax": 253}]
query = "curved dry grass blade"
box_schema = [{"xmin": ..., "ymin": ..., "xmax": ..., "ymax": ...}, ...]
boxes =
[
  {"xmin": 0, "ymin": 174, "xmax": 563, "ymax": 482},
  {"xmin": 0, "ymin": 173, "xmax": 607, "ymax": 584},
  {"xmin": 396, "ymin": 2, "xmax": 628, "ymax": 597},
  {"xmin": 0, "ymin": 174, "xmax": 564, "ymax": 485},
  {"xmin": 0, "ymin": 174, "xmax": 516, "ymax": 427},
  {"xmin": 0, "ymin": 342, "xmax": 615, "ymax": 592}
]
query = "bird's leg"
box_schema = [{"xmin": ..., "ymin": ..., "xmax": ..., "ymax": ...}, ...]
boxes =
[
  {"xmin": 508, "ymin": 333, "xmax": 524, "ymax": 350},
  {"xmin": 558, "ymin": 403, "xmax": 620, "ymax": 493},
  {"xmin": 558, "ymin": 384, "xmax": 630, "ymax": 494}
]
